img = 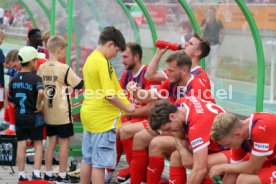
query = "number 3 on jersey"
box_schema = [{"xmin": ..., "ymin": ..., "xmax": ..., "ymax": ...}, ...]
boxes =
[{"xmin": 16, "ymin": 93, "xmax": 27, "ymax": 114}]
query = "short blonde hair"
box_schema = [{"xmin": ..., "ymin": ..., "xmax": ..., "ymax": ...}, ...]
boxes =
[
  {"xmin": 47, "ymin": 35, "xmax": 67, "ymax": 53},
  {"xmin": 211, "ymin": 112, "xmax": 242, "ymax": 141},
  {"xmin": 42, "ymin": 30, "xmax": 50, "ymax": 42}
]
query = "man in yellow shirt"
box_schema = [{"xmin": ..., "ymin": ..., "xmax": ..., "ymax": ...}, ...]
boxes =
[{"xmin": 80, "ymin": 26, "xmax": 135, "ymax": 184}]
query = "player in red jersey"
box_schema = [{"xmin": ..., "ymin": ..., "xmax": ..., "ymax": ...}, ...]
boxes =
[
  {"xmin": 118, "ymin": 51, "xmax": 192, "ymax": 183},
  {"xmin": 132, "ymin": 51, "xmax": 214, "ymax": 104},
  {"xmin": 209, "ymin": 112, "xmax": 276, "ymax": 184},
  {"xmin": 154, "ymin": 73, "xmax": 215, "ymax": 104},
  {"xmin": 120, "ymin": 42, "xmax": 160, "ymax": 123},
  {"xmin": 131, "ymin": 97, "xmax": 225, "ymax": 184},
  {"xmin": 145, "ymin": 33, "xmax": 211, "ymax": 89},
  {"xmin": 120, "ymin": 51, "xmax": 215, "ymax": 183},
  {"xmin": 184, "ymin": 34, "xmax": 211, "ymax": 89}
]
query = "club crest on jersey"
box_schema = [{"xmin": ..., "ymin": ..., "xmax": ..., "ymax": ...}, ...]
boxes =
[
  {"xmin": 191, "ymin": 137, "xmax": 203, "ymax": 148},
  {"xmin": 254, "ymin": 142, "xmax": 269, "ymax": 151}
]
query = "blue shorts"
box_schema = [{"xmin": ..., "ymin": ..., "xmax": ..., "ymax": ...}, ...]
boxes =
[{"xmin": 82, "ymin": 129, "xmax": 117, "ymax": 169}]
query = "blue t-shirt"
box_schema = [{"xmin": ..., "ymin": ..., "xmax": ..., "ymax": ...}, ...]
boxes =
[{"xmin": 8, "ymin": 72, "xmax": 43, "ymax": 128}]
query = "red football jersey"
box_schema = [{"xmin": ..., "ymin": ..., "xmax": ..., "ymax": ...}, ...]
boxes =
[
  {"xmin": 162, "ymin": 66, "xmax": 211, "ymax": 89},
  {"xmin": 155, "ymin": 75, "xmax": 215, "ymax": 103},
  {"xmin": 175, "ymin": 96, "xmax": 225, "ymax": 153},
  {"xmin": 120, "ymin": 65, "xmax": 160, "ymax": 105},
  {"xmin": 191, "ymin": 66, "xmax": 211, "ymax": 89},
  {"xmin": 231, "ymin": 112, "xmax": 276, "ymax": 163},
  {"xmin": 36, "ymin": 58, "xmax": 47, "ymax": 69}
]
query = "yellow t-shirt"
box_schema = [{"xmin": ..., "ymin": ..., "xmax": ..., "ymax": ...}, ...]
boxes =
[{"xmin": 81, "ymin": 50, "xmax": 129, "ymax": 133}]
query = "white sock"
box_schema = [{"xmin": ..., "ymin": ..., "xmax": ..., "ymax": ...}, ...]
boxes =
[
  {"xmin": 59, "ymin": 172, "xmax": 66, "ymax": 179},
  {"xmin": 45, "ymin": 171, "xmax": 53, "ymax": 177},
  {"xmin": 18, "ymin": 171, "xmax": 26, "ymax": 178},
  {"xmin": 43, "ymin": 140, "xmax": 47, "ymax": 147},
  {"xmin": 33, "ymin": 170, "xmax": 41, "ymax": 177},
  {"xmin": 9, "ymin": 124, "xmax": 15, "ymax": 131}
]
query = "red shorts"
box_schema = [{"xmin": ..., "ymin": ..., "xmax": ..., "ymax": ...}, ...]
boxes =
[
  {"xmin": 222, "ymin": 151, "xmax": 276, "ymax": 183},
  {"xmin": 141, "ymin": 120, "xmax": 149, "ymax": 128},
  {"xmin": 258, "ymin": 159, "xmax": 276, "ymax": 183},
  {"xmin": 121, "ymin": 116, "xmax": 147, "ymax": 124},
  {"xmin": 220, "ymin": 150, "xmax": 232, "ymax": 163},
  {"xmin": 221, "ymin": 150, "xmax": 251, "ymax": 163}
]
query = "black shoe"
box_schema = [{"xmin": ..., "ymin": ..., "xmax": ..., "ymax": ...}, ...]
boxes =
[
  {"xmin": 56, "ymin": 174, "xmax": 79, "ymax": 183},
  {"xmin": 32, "ymin": 172, "xmax": 42, "ymax": 180},
  {"xmin": 44, "ymin": 173, "xmax": 57, "ymax": 181},
  {"xmin": 52, "ymin": 157, "xmax": 59, "ymax": 165},
  {"xmin": 18, "ymin": 175, "xmax": 28, "ymax": 181}
]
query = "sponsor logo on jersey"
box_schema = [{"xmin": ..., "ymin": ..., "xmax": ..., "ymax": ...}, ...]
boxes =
[
  {"xmin": 258, "ymin": 126, "xmax": 266, "ymax": 131},
  {"xmin": 191, "ymin": 137, "xmax": 203, "ymax": 148},
  {"xmin": 254, "ymin": 142, "xmax": 269, "ymax": 151}
]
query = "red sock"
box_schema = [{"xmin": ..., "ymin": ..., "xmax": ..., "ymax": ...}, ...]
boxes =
[
  {"xmin": 121, "ymin": 138, "xmax": 133, "ymax": 165},
  {"xmin": 169, "ymin": 166, "xmax": 187, "ymax": 184},
  {"xmin": 131, "ymin": 149, "xmax": 148, "ymax": 184},
  {"xmin": 116, "ymin": 167, "xmax": 130, "ymax": 181},
  {"xmin": 106, "ymin": 168, "xmax": 114, "ymax": 173},
  {"xmin": 107, "ymin": 137, "xmax": 123, "ymax": 173},
  {"xmin": 4, "ymin": 108, "xmax": 9, "ymax": 122},
  {"xmin": 202, "ymin": 178, "xmax": 212, "ymax": 184},
  {"xmin": 147, "ymin": 156, "xmax": 164, "ymax": 184},
  {"xmin": 7, "ymin": 102, "xmax": 15, "ymax": 125}
]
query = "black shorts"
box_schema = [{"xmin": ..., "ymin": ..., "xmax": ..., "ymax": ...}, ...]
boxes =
[
  {"xmin": 46, "ymin": 123, "xmax": 74, "ymax": 138},
  {"xmin": 16, "ymin": 126, "xmax": 44, "ymax": 141}
]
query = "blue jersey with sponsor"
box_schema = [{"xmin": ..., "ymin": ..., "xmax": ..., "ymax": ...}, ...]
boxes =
[{"xmin": 8, "ymin": 72, "xmax": 43, "ymax": 128}]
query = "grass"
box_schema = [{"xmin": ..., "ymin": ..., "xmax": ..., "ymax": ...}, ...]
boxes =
[
  {"xmin": 217, "ymin": 57, "xmax": 271, "ymax": 85},
  {"xmin": 4, "ymin": 36, "xmax": 26, "ymax": 46},
  {"xmin": 0, "ymin": 0, "xmax": 17, "ymax": 9}
]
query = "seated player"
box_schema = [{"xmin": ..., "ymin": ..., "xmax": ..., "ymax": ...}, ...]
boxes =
[
  {"xmin": 145, "ymin": 33, "xmax": 211, "ymax": 89},
  {"xmin": 115, "ymin": 50, "xmax": 214, "ymax": 183},
  {"xmin": 130, "ymin": 97, "xmax": 226, "ymax": 184},
  {"xmin": 209, "ymin": 112, "xmax": 276, "ymax": 184}
]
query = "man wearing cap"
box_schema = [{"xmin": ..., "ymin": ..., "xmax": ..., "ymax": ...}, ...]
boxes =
[{"xmin": 8, "ymin": 46, "xmax": 45, "ymax": 181}]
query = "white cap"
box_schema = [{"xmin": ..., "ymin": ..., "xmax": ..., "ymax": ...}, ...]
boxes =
[{"xmin": 18, "ymin": 46, "xmax": 45, "ymax": 63}]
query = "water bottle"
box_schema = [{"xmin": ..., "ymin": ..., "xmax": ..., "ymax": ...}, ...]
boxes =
[
  {"xmin": 155, "ymin": 40, "xmax": 182, "ymax": 51},
  {"xmin": 213, "ymin": 176, "xmax": 222, "ymax": 184}
]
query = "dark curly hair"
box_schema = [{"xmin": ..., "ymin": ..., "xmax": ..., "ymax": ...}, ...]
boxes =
[{"xmin": 149, "ymin": 100, "xmax": 177, "ymax": 131}]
